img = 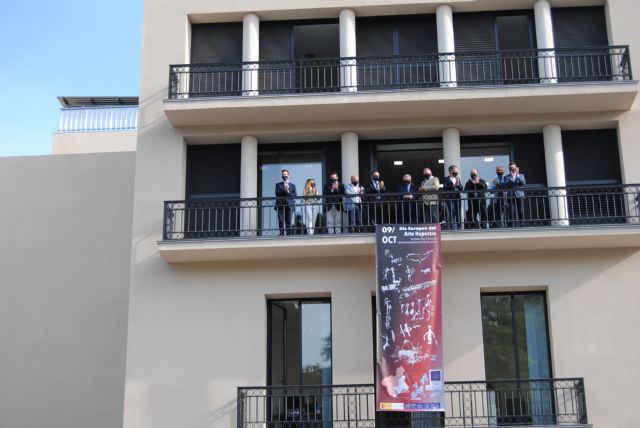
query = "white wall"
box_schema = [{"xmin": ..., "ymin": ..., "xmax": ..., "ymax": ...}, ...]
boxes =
[{"xmin": 0, "ymin": 152, "xmax": 135, "ymax": 428}]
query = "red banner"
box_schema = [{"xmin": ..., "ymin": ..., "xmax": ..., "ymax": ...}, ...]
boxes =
[{"xmin": 376, "ymin": 224, "xmax": 444, "ymax": 411}]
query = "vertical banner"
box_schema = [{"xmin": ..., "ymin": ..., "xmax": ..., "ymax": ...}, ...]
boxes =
[{"xmin": 376, "ymin": 224, "xmax": 444, "ymax": 412}]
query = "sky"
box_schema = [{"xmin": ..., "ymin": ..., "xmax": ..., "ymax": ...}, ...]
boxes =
[{"xmin": 0, "ymin": 0, "xmax": 143, "ymax": 157}]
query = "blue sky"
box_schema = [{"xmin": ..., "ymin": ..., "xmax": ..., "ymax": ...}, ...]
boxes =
[{"xmin": 0, "ymin": 0, "xmax": 143, "ymax": 157}]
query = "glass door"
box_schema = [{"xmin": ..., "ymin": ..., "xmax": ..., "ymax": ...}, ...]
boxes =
[
  {"xmin": 481, "ymin": 292, "xmax": 554, "ymax": 425},
  {"xmin": 260, "ymin": 150, "xmax": 323, "ymax": 235},
  {"xmin": 268, "ymin": 299, "xmax": 332, "ymax": 426}
]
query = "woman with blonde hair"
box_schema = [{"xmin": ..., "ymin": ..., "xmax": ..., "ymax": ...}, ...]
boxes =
[{"xmin": 303, "ymin": 178, "xmax": 320, "ymax": 234}]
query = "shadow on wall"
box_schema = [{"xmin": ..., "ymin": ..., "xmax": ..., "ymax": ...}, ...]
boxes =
[{"xmin": 208, "ymin": 398, "xmax": 236, "ymax": 428}]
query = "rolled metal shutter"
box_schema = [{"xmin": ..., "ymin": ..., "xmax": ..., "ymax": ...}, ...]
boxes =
[{"xmin": 190, "ymin": 23, "xmax": 242, "ymax": 95}]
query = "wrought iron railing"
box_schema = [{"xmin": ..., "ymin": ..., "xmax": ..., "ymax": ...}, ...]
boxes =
[
  {"xmin": 237, "ymin": 378, "xmax": 588, "ymax": 427},
  {"xmin": 57, "ymin": 105, "xmax": 138, "ymax": 132},
  {"xmin": 168, "ymin": 46, "xmax": 632, "ymax": 98},
  {"xmin": 163, "ymin": 184, "xmax": 640, "ymax": 240}
]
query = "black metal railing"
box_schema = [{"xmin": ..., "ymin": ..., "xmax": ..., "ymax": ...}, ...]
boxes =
[
  {"xmin": 168, "ymin": 46, "xmax": 632, "ymax": 98},
  {"xmin": 237, "ymin": 378, "xmax": 588, "ymax": 427},
  {"xmin": 163, "ymin": 184, "xmax": 640, "ymax": 240}
]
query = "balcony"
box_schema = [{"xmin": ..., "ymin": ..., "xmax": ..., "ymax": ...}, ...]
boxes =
[
  {"xmin": 163, "ymin": 47, "xmax": 637, "ymax": 128},
  {"xmin": 158, "ymin": 184, "xmax": 640, "ymax": 263},
  {"xmin": 58, "ymin": 105, "xmax": 138, "ymax": 132},
  {"xmin": 237, "ymin": 378, "xmax": 588, "ymax": 427}
]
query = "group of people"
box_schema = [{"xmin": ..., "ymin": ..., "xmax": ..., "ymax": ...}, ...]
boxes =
[{"xmin": 274, "ymin": 162, "xmax": 527, "ymax": 235}]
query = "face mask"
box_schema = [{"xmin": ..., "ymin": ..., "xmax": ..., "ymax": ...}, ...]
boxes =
[
  {"xmin": 510, "ymin": 168, "xmax": 516, "ymax": 173},
  {"xmin": 331, "ymin": 178, "xmax": 338, "ymax": 183},
  {"xmin": 497, "ymin": 172, "xmax": 504, "ymax": 178},
  {"xmin": 351, "ymin": 181, "xmax": 359, "ymax": 186},
  {"xmin": 282, "ymin": 175, "xmax": 288, "ymax": 181},
  {"xmin": 373, "ymin": 176, "xmax": 380, "ymax": 181},
  {"xmin": 424, "ymin": 174, "xmax": 431, "ymax": 179},
  {"xmin": 403, "ymin": 180, "xmax": 411, "ymax": 184},
  {"xmin": 471, "ymin": 174, "xmax": 478, "ymax": 180},
  {"xmin": 452, "ymin": 172, "xmax": 458, "ymax": 177}
]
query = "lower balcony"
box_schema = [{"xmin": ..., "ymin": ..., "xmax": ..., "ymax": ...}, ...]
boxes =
[
  {"xmin": 158, "ymin": 184, "xmax": 640, "ymax": 263},
  {"xmin": 237, "ymin": 379, "xmax": 589, "ymax": 428}
]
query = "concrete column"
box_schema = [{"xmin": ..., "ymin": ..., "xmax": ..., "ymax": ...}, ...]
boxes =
[
  {"xmin": 442, "ymin": 128, "xmax": 461, "ymax": 174},
  {"xmin": 339, "ymin": 9, "xmax": 358, "ymax": 92},
  {"xmin": 341, "ymin": 132, "xmax": 359, "ymax": 179},
  {"xmin": 242, "ymin": 13, "xmax": 260, "ymax": 96},
  {"xmin": 543, "ymin": 124, "xmax": 569, "ymax": 226},
  {"xmin": 240, "ymin": 136, "xmax": 258, "ymax": 235},
  {"xmin": 534, "ymin": 0, "xmax": 558, "ymax": 83},
  {"xmin": 437, "ymin": 5, "xmax": 457, "ymax": 87}
]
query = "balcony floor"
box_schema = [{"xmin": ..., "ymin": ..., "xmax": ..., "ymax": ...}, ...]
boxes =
[{"xmin": 158, "ymin": 225, "xmax": 640, "ymax": 263}]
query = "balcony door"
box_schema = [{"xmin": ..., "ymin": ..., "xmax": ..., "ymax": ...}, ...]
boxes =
[
  {"xmin": 454, "ymin": 12, "xmax": 536, "ymax": 85},
  {"xmin": 294, "ymin": 23, "xmax": 340, "ymax": 92},
  {"xmin": 260, "ymin": 150, "xmax": 323, "ymax": 235},
  {"xmin": 481, "ymin": 292, "xmax": 554, "ymax": 425},
  {"xmin": 268, "ymin": 299, "xmax": 332, "ymax": 425}
]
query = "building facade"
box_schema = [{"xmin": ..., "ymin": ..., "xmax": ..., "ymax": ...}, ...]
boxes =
[{"xmin": 125, "ymin": 1, "xmax": 640, "ymax": 428}]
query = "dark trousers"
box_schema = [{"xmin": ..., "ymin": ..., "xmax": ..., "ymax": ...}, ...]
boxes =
[
  {"xmin": 423, "ymin": 203, "xmax": 440, "ymax": 224},
  {"xmin": 507, "ymin": 197, "xmax": 525, "ymax": 226},
  {"xmin": 465, "ymin": 199, "xmax": 488, "ymax": 228},
  {"xmin": 445, "ymin": 199, "xmax": 461, "ymax": 230},
  {"xmin": 277, "ymin": 205, "xmax": 292, "ymax": 235}
]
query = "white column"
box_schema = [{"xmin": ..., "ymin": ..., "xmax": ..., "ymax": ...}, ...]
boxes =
[
  {"xmin": 437, "ymin": 5, "xmax": 457, "ymax": 87},
  {"xmin": 543, "ymin": 124, "xmax": 569, "ymax": 226},
  {"xmin": 242, "ymin": 13, "xmax": 260, "ymax": 96},
  {"xmin": 341, "ymin": 132, "xmax": 359, "ymax": 179},
  {"xmin": 534, "ymin": 0, "xmax": 558, "ymax": 84},
  {"xmin": 240, "ymin": 136, "xmax": 258, "ymax": 235},
  {"xmin": 442, "ymin": 128, "xmax": 461, "ymax": 174},
  {"xmin": 339, "ymin": 9, "xmax": 358, "ymax": 92}
]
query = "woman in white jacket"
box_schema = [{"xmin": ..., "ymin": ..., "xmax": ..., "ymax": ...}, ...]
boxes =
[{"xmin": 303, "ymin": 178, "xmax": 320, "ymax": 235}]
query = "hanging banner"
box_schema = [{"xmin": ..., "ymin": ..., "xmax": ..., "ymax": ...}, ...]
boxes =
[{"xmin": 376, "ymin": 224, "xmax": 444, "ymax": 412}]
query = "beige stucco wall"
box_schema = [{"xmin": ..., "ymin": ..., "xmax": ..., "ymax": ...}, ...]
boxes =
[
  {"xmin": 0, "ymin": 152, "xmax": 135, "ymax": 428},
  {"xmin": 123, "ymin": 249, "xmax": 640, "ymax": 428},
  {"xmin": 52, "ymin": 130, "xmax": 137, "ymax": 154}
]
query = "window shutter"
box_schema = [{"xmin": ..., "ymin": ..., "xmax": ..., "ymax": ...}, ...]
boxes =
[
  {"xmin": 186, "ymin": 144, "xmax": 241, "ymax": 199},
  {"xmin": 552, "ymin": 7, "xmax": 608, "ymax": 48},
  {"xmin": 191, "ymin": 23, "xmax": 243, "ymax": 63},
  {"xmin": 397, "ymin": 17, "xmax": 438, "ymax": 55},
  {"xmin": 454, "ymin": 13, "xmax": 496, "ymax": 52}
]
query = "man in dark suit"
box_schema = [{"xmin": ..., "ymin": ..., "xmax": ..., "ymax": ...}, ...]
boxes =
[
  {"xmin": 397, "ymin": 173, "xmax": 419, "ymax": 224},
  {"xmin": 275, "ymin": 169, "xmax": 297, "ymax": 235},
  {"xmin": 464, "ymin": 169, "xmax": 488, "ymax": 229},
  {"xmin": 322, "ymin": 171, "xmax": 345, "ymax": 234},
  {"xmin": 502, "ymin": 162, "xmax": 527, "ymax": 227},
  {"xmin": 364, "ymin": 170, "xmax": 386, "ymax": 229},
  {"xmin": 443, "ymin": 165, "xmax": 463, "ymax": 230}
]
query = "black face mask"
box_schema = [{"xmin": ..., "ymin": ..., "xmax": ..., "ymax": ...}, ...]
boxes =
[
  {"xmin": 497, "ymin": 172, "xmax": 504, "ymax": 178},
  {"xmin": 403, "ymin": 180, "xmax": 411, "ymax": 184},
  {"xmin": 471, "ymin": 174, "xmax": 478, "ymax": 180},
  {"xmin": 424, "ymin": 174, "xmax": 432, "ymax": 179},
  {"xmin": 451, "ymin": 172, "xmax": 459, "ymax": 177},
  {"xmin": 282, "ymin": 176, "xmax": 288, "ymax": 181},
  {"xmin": 372, "ymin": 176, "xmax": 380, "ymax": 181},
  {"xmin": 351, "ymin": 181, "xmax": 359, "ymax": 186},
  {"xmin": 331, "ymin": 178, "xmax": 338, "ymax": 183}
]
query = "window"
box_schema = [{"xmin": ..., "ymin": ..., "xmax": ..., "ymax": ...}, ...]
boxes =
[
  {"xmin": 268, "ymin": 299, "xmax": 332, "ymax": 424},
  {"xmin": 481, "ymin": 292, "xmax": 553, "ymax": 425},
  {"xmin": 268, "ymin": 299, "xmax": 332, "ymax": 386}
]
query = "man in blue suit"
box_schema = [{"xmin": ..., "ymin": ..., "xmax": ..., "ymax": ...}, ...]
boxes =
[
  {"xmin": 275, "ymin": 169, "xmax": 297, "ymax": 235},
  {"xmin": 502, "ymin": 162, "xmax": 527, "ymax": 226}
]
